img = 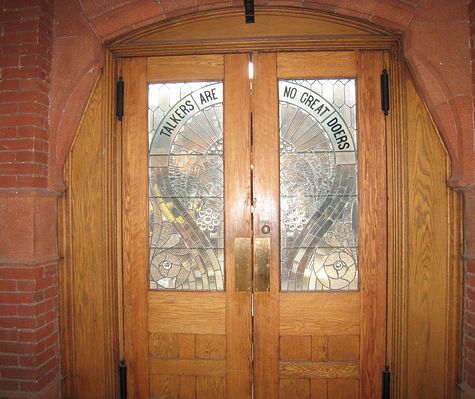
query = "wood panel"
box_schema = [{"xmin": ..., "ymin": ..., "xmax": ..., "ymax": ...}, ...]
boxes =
[
  {"xmin": 357, "ymin": 50, "xmax": 387, "ymax": 399},
  {"xmin": 312, "ymin": 336, "xmax": 328, "ymax": 362},
  {"xmin": 147, "ymin": 55, "xmax": 224, "ymax": 82},
  {"xmin": 328, "ymin": 379, "xmax": 359, "ymax": 398},
  {"xmin": 61, "ymin": 51, "xmax": 117, "ymax": 398},
  {"xmin": 148, "ymin": 292, "xmax": 225, "ymax": 334},
  {"xmin": 196, "ymin": 335, "xmax": 226, "ymax": 360},
  {"xmin": 180, "ymin": 376, "xmax": 197, "ymax": 399},
  {"xmin": 280, "ymin": 336, "xmax": 312, "ymax": 361},
  {"xmin": 223, "ymin": 53, "xmax": 253, "ymax": 399},
  {"xmin": 279, "ymin": 379, "xmax": 310, "ymax": 399},
  {"xmin": 404, "ymin": 69, "xmax": 461, "ymax": 399},
  {"xmin": 280, "ymin": 361, "xmax": 359, "ymax": 378},
  {"xmin": 280, "ymin": 293, "xmax": 360, "ymax": 335},
  {"xmin": 149, "ymin": 333, "xmax": 179, "ymax": 358},
  {"xmin": 311, "ymin": 379, "xmax": 328, "ymax": 399},
  {"xmin": 122, "ymin": 57, "xmax": 149, "ymax": 398},
  {"xmin": 150, "ymin": 375, "xmax": 179, "ymax": 398},
  {"xmin": 150, "ymin": 359, "xmax": 226, "ymax": 376},
  {"xmin": 196, "ymin": 376, "xmax": 226, "ymax": 399},
  {"xmin": 277, "ymin": 51, "xmax": 357, "ymax": 78},
  {"xmin": 328, "ymin": 335, "xmax": 359, "ymax": 361}
]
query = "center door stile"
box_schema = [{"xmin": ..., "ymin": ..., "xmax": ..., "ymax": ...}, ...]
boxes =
[
  {"xmin": 252, "ymin": 52, "xmax": 281, "ymax": 399},
  {"xmin": 223, "ymin": 53, "xmax": 254, "ymax": 399}
]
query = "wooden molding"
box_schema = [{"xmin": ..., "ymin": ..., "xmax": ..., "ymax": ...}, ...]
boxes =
[{"xmin": 108, "ymin": 8, "xmax": 398, "ymax": 57}]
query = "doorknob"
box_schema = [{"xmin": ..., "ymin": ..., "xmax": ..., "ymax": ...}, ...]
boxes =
[{"xmin": 261, "ymin": 224, "xmax": 271, "ymax": 234}]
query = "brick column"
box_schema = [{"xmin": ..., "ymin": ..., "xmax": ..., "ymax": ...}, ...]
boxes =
[
  {"xmin": 461, "ymin": 1, "xmax": 475, "ymax": 397},
  {"xmin": 0, "ymin": 0, "xmax": 61, "ymax": 398}
]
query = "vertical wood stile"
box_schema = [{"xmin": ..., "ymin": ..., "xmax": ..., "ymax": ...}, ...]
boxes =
[
  {"xmin": 224, "ymin": 53, "xmax": 253, "ymax": 399},
  {"xmin": 122, "ymin": 57, "xmax": 149, "ymax": 398},
  {"xmin": 253, "ymin": 53, "xmax": 280, "ymax": 399},
  {"xmin": 103, "ymin": 50, "xmax": 119, "ymax": 398},
  {"xmin": 387, "ymin": 45, "xmax": 408, "ymax": 399},
  {"xmin": 357, "ymin": 50, "xmax": 388, "ymax": 399}
]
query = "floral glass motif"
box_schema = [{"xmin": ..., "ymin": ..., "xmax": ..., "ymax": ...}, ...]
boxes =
[
  {"xmin": 148, "ymin": 82, "xmax": 224, "ymax": 290},
  {"xmin": 279, "ymin": 79, "xmax": 358, "ymax": 291}
]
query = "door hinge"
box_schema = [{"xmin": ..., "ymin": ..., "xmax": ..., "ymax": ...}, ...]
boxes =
[
  {"xmin": 244, "ymin": 0, "xmax": 255, "ymax": 23},
  {"xmin": 382, "ymin": 366, "xmax": 390, "ymax": 399},
  {"xmin": 116, "ymin": 76, "xmax": 124, "ymax": 121},
  {"xmin": 119, "ymin": 361, "xmax": 127, "ymax": 399},
  {"xmin": 381, "ymin": 69, "xmax": 389, "ymax": 116}
]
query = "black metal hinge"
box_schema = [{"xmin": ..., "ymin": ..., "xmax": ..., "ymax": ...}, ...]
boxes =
[
  {"xmin": 116, "ymin": 76, "xmax": 124, "ymax": 121},
  {"xmin": 244, "ymin": 0, "xmax": 255, "ymax": 23},
  {"xmin": 119, "ymin": 361, "xmax": 127, "ymax": 399},
  {"xmin": 382, "ymin": 366, "xmax": 390, "ymax": 399},
  {"xmin": 381, "ymin": 69, "xmax": 389, "ymax": 116}
]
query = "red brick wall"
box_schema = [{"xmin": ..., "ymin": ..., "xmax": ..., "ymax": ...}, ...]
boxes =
[
  {"xmin": 0, "ymin": 0, "xmax": 61, "ymax": 398},
  {"xmin": 0, "ymin": 0, "xmax": 52, "ymax": 189}
]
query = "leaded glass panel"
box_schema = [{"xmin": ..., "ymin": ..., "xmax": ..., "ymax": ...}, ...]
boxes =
[
  {"xmin": 148, "ymin": 82, "xmax": 224, "ymax": 290},
  {"xmin": 279, "ymin": 79, "xmax": 358, "ymax": 291}
]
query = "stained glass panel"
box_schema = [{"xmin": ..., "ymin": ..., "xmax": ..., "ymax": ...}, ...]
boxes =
[
  {"xmin": 148, "ymin": 82, "xmax": 224, "ymax": 290},
  {"xmin": 279, "ymin": 79, "xmax": 358, "ymax": 291}
]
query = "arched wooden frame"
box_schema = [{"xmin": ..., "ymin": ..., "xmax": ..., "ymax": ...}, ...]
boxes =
[{"xmin": 59, "ymin": 8, "xmax": 462, "ymax": 399}]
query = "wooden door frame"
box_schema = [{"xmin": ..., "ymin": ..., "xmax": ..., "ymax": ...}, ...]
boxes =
[{"xmin": 59, "ymin": 7, "xmax": 462, "ymax": 398}]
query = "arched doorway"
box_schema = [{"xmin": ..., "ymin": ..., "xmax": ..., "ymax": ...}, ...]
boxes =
[{"xmin": 59, "ymin": 9, "xmax": 461, "ymax": 399}]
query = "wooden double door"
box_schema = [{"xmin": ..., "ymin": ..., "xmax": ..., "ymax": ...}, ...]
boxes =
[{"xmin": 121, "ymin": 51, "xmax": 387, "ymax": 399}]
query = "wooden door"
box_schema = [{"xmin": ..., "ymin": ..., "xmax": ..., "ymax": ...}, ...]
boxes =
[
  {"xmin": 252, "ymin": 52, "xmax": 387, "ymax": 399},
  {"xmin": 121, "ymin": 51, "xmax": 387, "ymax": 399}
]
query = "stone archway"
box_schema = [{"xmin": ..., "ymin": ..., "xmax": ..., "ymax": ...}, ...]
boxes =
[{"xmin": 50, "ymin": 0, "xmax": 473, "ymax": 191}]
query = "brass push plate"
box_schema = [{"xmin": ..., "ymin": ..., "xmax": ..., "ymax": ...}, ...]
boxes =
[
  {"xmin": 234, "ymin": 237, "xmax": 252, "ymax": 291},
  {"xmin": 254, "ymin": 237, "xmax": 270, "ymax": 292}
]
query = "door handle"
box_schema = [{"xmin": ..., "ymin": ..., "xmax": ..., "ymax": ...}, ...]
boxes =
[
  {"xmin": 254, "ymin": 237, "xmax": 270, "ymax": 292},
  {"xmin": 234, "ymin": 237, "xmax": 271, "ymax": 292},
  {"xmin": 235, "ymin": 238, "xmax": 252, "ymax": 291}
]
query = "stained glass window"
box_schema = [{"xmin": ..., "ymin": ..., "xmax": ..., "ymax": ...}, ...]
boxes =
[
  {"xmin": 148, "ymin": 82, "xmax": 224, "ymax": 290},
  {"xmin": 279, "ymin": 79, "xmax": 358, "ymax": 291}
]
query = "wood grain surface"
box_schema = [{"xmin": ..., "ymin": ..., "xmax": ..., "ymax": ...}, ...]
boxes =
[
  {"xmin": 148, "ymin": 292, "xmax": 225, "ymax": 335},
  {"xmin": 280, "ymin": 293, "xmax": 360, "ymax": 335},
  {"xmin": 280, "ymin": 361, "xmax": 360, "ymax": 378},
  {"xmin": 277, "ymin": 51, "xmax": 357, "ymax": 78},
  {"xmin": 150, "ymin": 359, "xmax": 226, "ymax": 376},
  {"xmin": 122, "ymin": 57, "xmax": 150, "ymax": 398},
  {"xmin": 223, "ymin": 53, "xmax": 253, "ymax": 399},
  {"xmin": 357, "ymin": 50, "xmax": 387, "ymax": 399},
  {"xmin": 405, "ymin": 67, "xmax": 460, "ymax": 399},
  {"xmin": 147, "ymin": 55, "xmax": 224, "ymax": 82},
  {"xmin": 252, "ymin": 52, "xmax": 281, "ymax": 399}
]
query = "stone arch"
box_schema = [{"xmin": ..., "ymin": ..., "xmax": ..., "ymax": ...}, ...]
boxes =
[{"xmin": 50, "ymin": 0, "xmax": 473, "ymax": 189}]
